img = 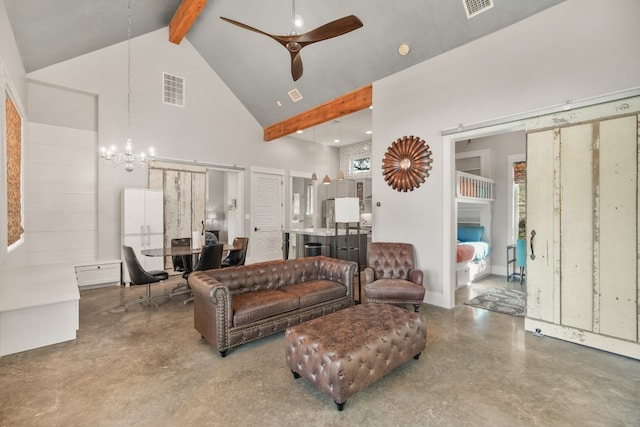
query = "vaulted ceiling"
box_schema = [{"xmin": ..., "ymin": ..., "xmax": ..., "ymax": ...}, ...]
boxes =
[{"xmin": 4, "ymin": 0, "xmax": 566, "ymax": 142}]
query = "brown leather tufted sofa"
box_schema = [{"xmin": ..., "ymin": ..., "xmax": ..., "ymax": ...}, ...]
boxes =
[
  {"xmin": 364, "ymin": 242, "xmax": 425, "ymax": 312},
  {"xmin": 189, "ymin": 256, "xmax": 357, "ymax": 357}
]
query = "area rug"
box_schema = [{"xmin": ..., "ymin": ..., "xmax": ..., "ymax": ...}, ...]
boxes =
[{"xmin": 464, "ymin": 287, "xmax": 526, "ymax": 317}]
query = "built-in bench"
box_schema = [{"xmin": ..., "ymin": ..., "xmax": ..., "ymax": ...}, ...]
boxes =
[{"xmin": 0, "ymin": 264, "xmax": 80, "ymax": 357}]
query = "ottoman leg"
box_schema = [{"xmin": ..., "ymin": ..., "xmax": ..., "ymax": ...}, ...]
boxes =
[
  {"xmin": 291, "ymin": 370, "xmax": 301, "ymax": 379},
  {"xmin": 335, "ymin": 401, "xmax": 345, "ymax": 411},
  {"xmin": 413, "ymin": 352, "xmax": 421, "ymax": 360}
]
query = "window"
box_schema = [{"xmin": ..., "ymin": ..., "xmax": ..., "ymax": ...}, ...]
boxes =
[
  {"xmin": 350, "ymin": 156, "xmax": 371, "ymax": 175},
  {"xmin": 305, "ymin": 183, "xmax": 314, "ymax": 216},
  {"xmin": 513, "ymin": 161, "xmax": 526, "ymax": 240}
]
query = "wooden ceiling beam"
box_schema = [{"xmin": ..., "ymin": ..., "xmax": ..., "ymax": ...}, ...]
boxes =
[
  {"xmin": 263, "ymin": 84, "xmax": 372, "ymax": 142},
  {"xmin": 169, "ymin": 0, "xmax": 207, "ymax": 44}
]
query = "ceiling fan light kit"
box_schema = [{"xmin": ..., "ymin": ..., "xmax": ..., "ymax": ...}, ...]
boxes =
[{"xmin": 221, "ymin": 2, "xmax": 363, "ymax": 81}]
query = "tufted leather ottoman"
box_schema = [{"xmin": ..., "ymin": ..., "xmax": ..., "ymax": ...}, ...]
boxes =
[{"xmin": 284, "ymin": 303, "xmax": 426, "ymax": 410}]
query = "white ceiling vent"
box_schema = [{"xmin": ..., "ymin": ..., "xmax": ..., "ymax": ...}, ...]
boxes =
[
  {"xmin": 163, "ymin": 72, "xmax": 185, "ymax": 107},
  {"xmin": 462, "ymin": 0, "xmax": 494, "ymax": 19},
  {"xmin": 288, "ymin": 88, "xmax": 303, "ymax": 103}
]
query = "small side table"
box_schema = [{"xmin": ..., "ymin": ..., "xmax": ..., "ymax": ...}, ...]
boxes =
[
  {"xmin": 506, "ymin": 244, "xmax": 518, "ymax": 282},
  {"xmin": 507, "ymin": 244, "xmax": 525, "ymax": 283}
]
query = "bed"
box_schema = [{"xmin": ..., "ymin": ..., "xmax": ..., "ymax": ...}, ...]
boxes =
[
  {"xmin": 456, "ymin": 225, "xmax": 492, "ymax": 287},
  {"xmin": 455, "ymin": 170, "xmax": 495, "ymax": 287}
]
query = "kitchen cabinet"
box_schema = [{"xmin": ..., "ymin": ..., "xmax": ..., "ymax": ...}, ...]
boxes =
[
  {"xmin": 324, "ymin": 180, "xmax": 355, "ymax": 199},
  {"xmin": 121, "ymin": 188, "xmax": 164, "ymax": 284}
]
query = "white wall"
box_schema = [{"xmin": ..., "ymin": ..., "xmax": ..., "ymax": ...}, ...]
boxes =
[
  {"xmin": 25, "ymin": 28, "xmax": 338, "ymax": 261},
  {"xmin": 372, "ymin": 0, "xmax": 640, "ymax": 307}
]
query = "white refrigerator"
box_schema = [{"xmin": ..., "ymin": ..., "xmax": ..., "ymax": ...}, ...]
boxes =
[{"xmin": 122, "ymin": 188, "xmax": 164, "ymax": 284}]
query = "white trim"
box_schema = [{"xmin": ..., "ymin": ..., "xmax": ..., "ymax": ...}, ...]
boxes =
[
  {"xmin": 442, "ymin": 87, "xmax": 640, "ymax": 136},
  {"xmin": 524, "ymin": 318, "xmax": 640, "ymax": 360},
  {"xmin": 1, "ymin": 60, "xmax": 26, "ymax": 256},
  {"xmin": 250, "ymin": 165, "xmax": 285, "ymax": 175}
]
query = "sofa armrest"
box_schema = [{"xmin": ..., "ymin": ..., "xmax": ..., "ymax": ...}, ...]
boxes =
[
  {"xmin": 408, "ymin": 268, "xmax": 423, "ymax": 286},
  {"xmin": 316, "ymin": 256, "xmax": 357, "ymax": 301},
  {"xmin": 189, "ymin": 271, "xmax": 232, "ymax": 353},
  {"xmin": 363, "ymin": 267, "xmax": 375, "ymax": 285}
]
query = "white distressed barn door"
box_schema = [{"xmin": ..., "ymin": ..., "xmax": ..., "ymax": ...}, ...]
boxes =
[
  {"xmin": 149, "ymin": 161, "xmax": 206, "ymax": 269},
  {"xmin": 251, "ymin": 168, "xmax": 284, "ymax": 263},
  {"xmin": 526, "ymin": 100, "xmax": 640, "ymax": 359}
]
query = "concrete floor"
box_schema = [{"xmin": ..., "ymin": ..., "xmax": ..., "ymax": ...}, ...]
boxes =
[{"xmin": 0, "ymin": 275, "xmax": 638, "ymax": 426}]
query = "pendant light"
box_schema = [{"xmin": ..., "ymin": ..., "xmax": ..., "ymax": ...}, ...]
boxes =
[{"xmin": 311, "ymin": 127, "xmax": 318, "ymax": 181}]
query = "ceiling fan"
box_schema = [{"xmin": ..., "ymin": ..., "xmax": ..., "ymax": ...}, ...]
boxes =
[{"xmin": 220, "ymin": 1, "xmax": 363, "ymax": 81}]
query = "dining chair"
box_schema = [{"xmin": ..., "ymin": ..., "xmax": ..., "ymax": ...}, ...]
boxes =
[
  {"xmin": 171, "ymin": 237, "xmax": 192, "ymax": 273},
  {"xmin": 181, "ymin": 243, "xmax": 224, "ymax": 304},
  {"xmin": 221, "ymin": 237, "xmax": 249, "ymax": 268},
  {"xmin": 122, "ymin": 245, "xmax": 169, "ymax": 309}
]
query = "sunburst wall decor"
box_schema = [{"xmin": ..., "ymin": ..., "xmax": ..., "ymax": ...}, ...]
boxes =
[{"xmin": 382, "ymin": 135, "xmax": 433, "ymax": 192}]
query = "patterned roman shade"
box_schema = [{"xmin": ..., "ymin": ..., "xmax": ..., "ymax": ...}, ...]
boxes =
[{"xmin": 6, "ymin": 93, "xmax": 24, "ymax": 246}]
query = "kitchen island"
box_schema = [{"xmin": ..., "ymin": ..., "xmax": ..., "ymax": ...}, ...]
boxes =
[{"xmin": 282, "ymin": 227, "xmax": 367, "ymax": 268}]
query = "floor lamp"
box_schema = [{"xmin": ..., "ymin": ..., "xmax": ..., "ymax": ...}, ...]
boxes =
[{"xmin": 334, "ymin": 197, "xmax": 362, "ymax": 303}]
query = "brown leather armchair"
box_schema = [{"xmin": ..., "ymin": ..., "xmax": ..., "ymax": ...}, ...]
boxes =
[{"xmin": 363, "ymin": 242, "xmax": 425, "ymax": 312}]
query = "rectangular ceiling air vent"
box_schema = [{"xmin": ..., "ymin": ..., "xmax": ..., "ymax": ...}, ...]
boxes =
[
  {"xmin": 288, "ymin": 88, "xmax": 303, "ymax": 103},
  {"xmin": 462, "ymin": 0, "xmax": 494, "ymax": 19},
  {"xmin": 163, "ymin": 72, "xmax": 185, "ymax": 107}
]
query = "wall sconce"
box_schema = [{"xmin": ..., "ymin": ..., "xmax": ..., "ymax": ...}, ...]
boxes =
[{"xmin": 228, "ymin": 199, "xmax": 237, "ymax": 211}]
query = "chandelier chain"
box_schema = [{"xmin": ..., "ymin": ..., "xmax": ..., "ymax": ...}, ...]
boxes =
[{"xmin": 127, "ymin": 0, "xmax": 131, "ymax": 137}]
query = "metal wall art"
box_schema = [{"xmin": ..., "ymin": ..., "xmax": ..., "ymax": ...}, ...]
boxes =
[{"xmin": 382, "ymin": 135, "xmax": 433, "ymax": 192}]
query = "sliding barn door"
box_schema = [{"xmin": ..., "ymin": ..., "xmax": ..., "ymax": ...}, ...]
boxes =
[
  {"xmin": 149, "ymin": 162, "xmax": 206, "ymax": 269},
  {"xmin": 526, "ymin": 107, "xmax": 640, "ymax": 359}
]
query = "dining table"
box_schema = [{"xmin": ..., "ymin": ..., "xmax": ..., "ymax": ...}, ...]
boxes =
[{"xmin": 141, "ymin": 242, "xmax": 239, "ymax": 258}]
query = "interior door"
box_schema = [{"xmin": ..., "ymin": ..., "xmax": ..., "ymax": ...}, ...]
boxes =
[{"xmin": 251, "ymin": 170, "xmax": 284, "ymax": 263}]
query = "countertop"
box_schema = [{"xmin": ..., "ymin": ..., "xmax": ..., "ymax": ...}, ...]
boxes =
[{"xmin": 284, "ymin": 228, "xmax": 363, "ymax": 236}]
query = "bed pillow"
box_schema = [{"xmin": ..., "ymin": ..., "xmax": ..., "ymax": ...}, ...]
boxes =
[{"xmin": 458, "ymin": 225, "xmax": 484, "ymax": 242}]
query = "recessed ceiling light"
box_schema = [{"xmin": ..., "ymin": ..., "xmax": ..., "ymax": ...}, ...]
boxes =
[
  {"xmin": 334, "ymin": 139, "xmax": 340, "ymax": 144},
  {"xmin": 398, "ymin": 43, "xmax": 410, "ymax": 56},
  {"xmin": 276, "ymin": 100, "xmax": 282, "ymax": 107},
  {"xmin": 366, "ymin": 130, "xmax": 372, "ymax": 135},
  {"xmin": 296, "ymin": 130, "xmax": 303, "ymax": 134}
]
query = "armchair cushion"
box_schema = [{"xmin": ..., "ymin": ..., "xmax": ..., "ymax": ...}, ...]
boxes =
[{"xmin": 365, "ymin": 278, "xmax": 425, "ymax": 301}]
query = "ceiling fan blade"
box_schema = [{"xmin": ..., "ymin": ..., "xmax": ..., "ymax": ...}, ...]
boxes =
[
  {"xmin": 295, "ymin": 15, "xmax": 363, "ymax": 46},
  {"xmin": 221, "ymin": 14, "xmax": 363, "ymax": 82},
  {"xmin": 220, "ymin": 17, "xmax": 289, "ymax": 48},
  {"xmin": 290, "ymin": 51, "xmax": 303, "ymax": 81}
]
